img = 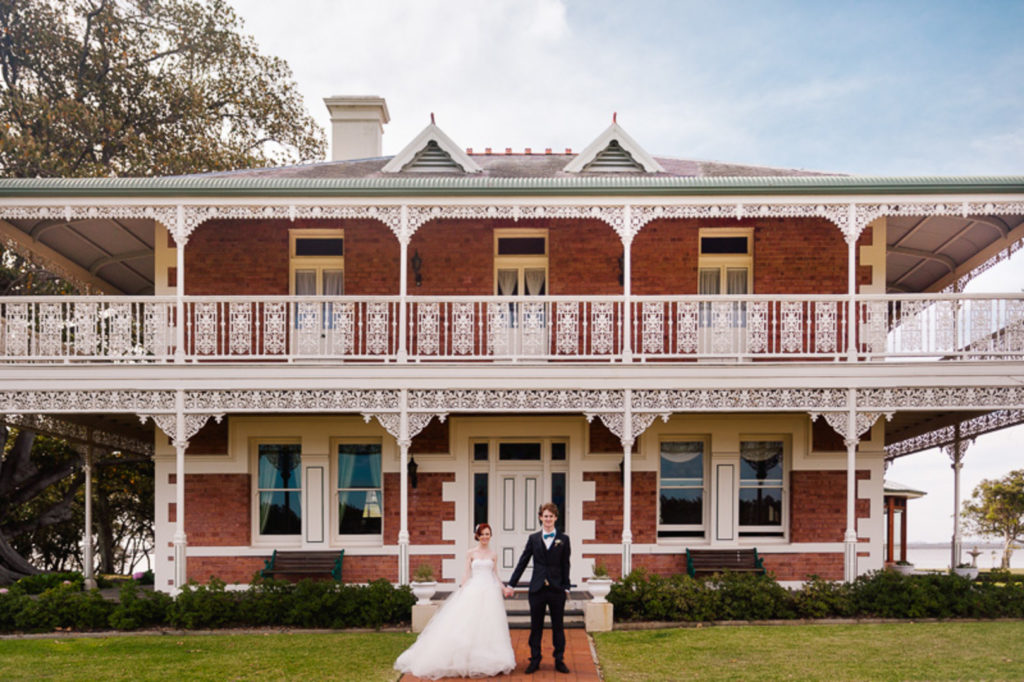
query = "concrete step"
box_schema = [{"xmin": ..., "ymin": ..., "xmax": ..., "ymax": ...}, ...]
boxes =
[{"xmin": 432, "ymin": 591, "xmax": 589, "ymax": 629}]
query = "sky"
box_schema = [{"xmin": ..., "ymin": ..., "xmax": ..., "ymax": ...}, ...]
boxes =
[{"xmin": 227, "ymin": 0, "xmax": 1024, "ymax": 545}]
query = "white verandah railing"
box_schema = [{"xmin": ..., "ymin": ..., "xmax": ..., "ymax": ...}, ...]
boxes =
[{"xmin": 0, "ymin": 294, "xmax": 1021, "ymax": 363}]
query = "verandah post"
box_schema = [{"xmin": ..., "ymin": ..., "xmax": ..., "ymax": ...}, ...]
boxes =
[
  {"xmin": 398, "ymin": 389, "xmax": 411, "ymax": 585},
  {"xmin": 173, "ymin": 390, "xmax": 188, "ymax": 590},
  {"xmin": 621, "ymin": 389, "xmax": 633, "ymax": 576},
  {"xmin": 844, "ymin": 389, "xmax": 858, "ymax": 581}
]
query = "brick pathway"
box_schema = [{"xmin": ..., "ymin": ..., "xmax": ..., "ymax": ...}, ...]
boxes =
[{"xmin": 400, "ymin": 628, "xmax": 600, "ymax": 681}]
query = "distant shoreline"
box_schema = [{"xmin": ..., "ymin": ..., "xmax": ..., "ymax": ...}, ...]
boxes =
[{"xmin": 908, "ymin": 542, "xmax": 1012, "ymax": 550}]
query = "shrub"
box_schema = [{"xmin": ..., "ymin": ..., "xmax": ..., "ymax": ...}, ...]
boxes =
[
  {"xmin": 109, "ymin": 582, "xmax": 173, "ymax": 630},
  {"xmin": 167, "ymin": 578, "xmax": 240, "ymax": 629},
  {"xmin": 792, "ymin": 575, "xmax": 853, "ymax": 618},
  {"xmin": 11, "ymin": 572, "xmax": 84, "ymax": 595},
  {"xmin": 11, "ymin": 584, "xmax": 113, "ymax": 632}
]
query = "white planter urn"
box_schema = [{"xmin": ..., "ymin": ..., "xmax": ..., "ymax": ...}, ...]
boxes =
[
  {"xmin": 954, "ymin": 566, "xmax": 979, "ymax": 580},
  {"xmin": 586, "ymin": 578, "xmax": 614, "ymax": 603},
  {"xmin": 410, "ymin": 581, "xmax": 437, "ymax": 605},
  {"xmin": 892, "ymin": 563, "xmax": 915, "ymax": 576}
]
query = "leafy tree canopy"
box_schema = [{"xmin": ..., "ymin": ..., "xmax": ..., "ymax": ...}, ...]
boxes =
[
  {"xmin": 0, "ymin": 0, "xmax": 326, "ymax": 177},
  {"xmin": 963, "ymin": 469, "xmax": 1024, "ymax": 569}
]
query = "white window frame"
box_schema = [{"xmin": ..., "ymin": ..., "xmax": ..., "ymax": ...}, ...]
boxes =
[
  {"xmin": 698, "ymin": 227, "xmax": 753, "ymax": 296},
  {"xmin": 656, "ymin": 437, "xmax": 709, "ymax": 539},
  {"xmin": 737, "ymin": 435, "xmax": 788, "ymax": 537},
  {"xmin": 252, "ymin": 438, "xmax": 303, "ymax": 544},
  {"xmin": 331, "ymin": 437, "xmax": 384, "ymax": 545}
]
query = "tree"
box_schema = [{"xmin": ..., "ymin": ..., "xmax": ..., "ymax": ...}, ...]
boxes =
[
  {"xmin": 0, "ymin": 0, "xmax": 325, "ymax": 177},
  {"xmin": 962, "ymin": 469, "xmax": 1024, "ymax": 569},
  {"xmin": 0, "ymin": 0, "xmax": 326, "ymax": 582}
]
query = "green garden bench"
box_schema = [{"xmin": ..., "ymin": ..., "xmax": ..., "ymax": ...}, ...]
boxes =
[
  {"xmin": 686, "ymin": 548, "xmax": 765, "ymax": 578},
  {"xmin": 261, "ymin": 549, "xmax": 345, "ymax": 581}
]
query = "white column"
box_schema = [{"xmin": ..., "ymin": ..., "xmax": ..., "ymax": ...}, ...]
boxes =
[
  {"xmin": 173, "ymin": 390, "xmax": 188, "ymax": 589},
  {"xmin": 398, "ymin": 389, "xmax": 411, "ymax": 585},
  {"xmin": 621, "ymin": 205, "xmax": 633, "ymax": 362},
  {"xmin": 82, "ymin": 444, "xmax": 96, "ymax": 589},
  {"xmin": 949, "ymin": 424, "xmax": 968, "ymax": 570},
  {"xmin": 846, "ymin": 203, "xmax": 858, "ymax": 361},
  {"xmin": 621, "ymin": 389, "xmax": 634, "ymax": 576},
  {"xmin": 398, "ymin": 205, "xmax": 409, "ymax": 363},
  {"xmin": 174, "ymin": 206, "xmax": 186, "ymax": 363},
  {"xmin": 843, "ymin": 389, "xmax": 858, "ymax": 581}
]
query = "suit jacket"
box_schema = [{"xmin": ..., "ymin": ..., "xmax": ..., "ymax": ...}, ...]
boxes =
[{"xmin": 507, "ymin": 529, "xmax": 571, "ymax": 593}]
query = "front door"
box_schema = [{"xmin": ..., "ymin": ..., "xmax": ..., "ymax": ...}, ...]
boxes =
[{"xmin": 498, "ymin": 470, "xmax": 542, "ymax": 582}]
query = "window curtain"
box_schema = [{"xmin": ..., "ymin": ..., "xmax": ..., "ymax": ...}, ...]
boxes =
[
  {"xmin": 698, "ymin": 269, "xmax": 720, "ymax": 295},
  {"xmin": 660, "ymin": 442, "xmax": 703, "ymax": 464},
  {"xmin": 323, "ymin": 270, "xmax": 344, "ymax": 295},
  {"xmin": 525, "ymin": 269, "xmax": 546, "ymax": 296},
  {"xmin": 741, "ymin": 441, "xmax": 782, "ymax": 482},
  {"xmin": 295, "ymin": 270, "xmax": 316, "ymax": 295},
  {"xmin": 726, "ymin": 268, "xmax": 748, "ymax": 295},
  {"xmin": 258, "ymin": 447, "xmax": 300, "ymax": 534},
  {"xmin": 497, "ymin": 269, "xmax": 518, "ymax": 296}
]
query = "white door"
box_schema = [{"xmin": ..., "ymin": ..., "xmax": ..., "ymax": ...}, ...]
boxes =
[{"xmin": 497, "ymin": 470, "xmax": 542, "ymax": 582}]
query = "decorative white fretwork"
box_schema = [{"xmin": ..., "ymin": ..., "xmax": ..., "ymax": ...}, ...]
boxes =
[
  {"xmin": 184, "ymin": 389, "xmax": 400, "ymax": 411},
  {"xmin": 809, "ymin": 411, "xmax": 893, "ymax": 445},
  {"xmin": 330, "ymin": 302, "xmax": 355, "ymax": 355},
  {"xmin": 192, "ymin": 302, "xmax": 217, "ymax": 355},
  {"xmin": 634, "ymin": 388, "xmax": 849, "ymax": 410},
  {"xmin": 406, "ymin": 205, "xmax": 626, "ymax": 241},
  {"xmin": 858, "ymin": 386, "xmax": 1024, "ymax": 410},
  {"xmin": 181, "ymin": 205, "xmax": 403, "ymax": 243},
  {"xmin": 642, "ymin": 301, "xmax": 664, "ymax": 354},
  {"xmin": 629, "ymin": 203, "xmax": 856, "ymax": 242},
  {"xmin": 886, "ymin": 409, "xmax": 1024, "ymax": 459},
  {"xmin": 779, "ymin": 301, "xmax": 803, "ymax": 353},
  {"xmin": 584, "ymin": 412, "xmax": 671, "ymax": 447},
  {"xmin": 942, "ymin": 436, "xmax": 975, "ymax": 469},
  {"xmin": 415, "ymin": 302, "xmax": 440, "ymax": 355},
  {"xmin": 295, "ymin": 301, "xmax": 321, "ymax": 356},
  {"xmin": 676, "ymin": 302, "xmax": 699, "ymax": 353},
  {"xmin": 2, "ymin": 413, "xmax": 153, "ymax": 456},
  {"xmin": 556, "ymin": 302, "xmax": 579, "ymax": 355},
  {"xmin": 228, "ymin": 302, "xmax": 252, "ymax": 355},
  {"xmin": 521, "ymin": 302, "xmax": 546, "ymax": 355},
  {"xmin": 408, "ymin": 389, "xmax": 624, "ymax": 411},
  {"xmin": 814, "ymin": 301, "xmax": 838, "ymax": 353},
  {"xmin": 452, "ymin": 302, "xmax": 475, "ymax": 355},
  {"xmin": 748, "ymin": 301, "xmax": 770, "ymax": 353},
  {"xmin": 139, "ymin": 413, "xmax": 224, "ymax": 448},
  {"xmin": 262, "ymin": 302, "xmax": 288, "ymax": 355},
  {"xmin": 487, "ymin": 302, "xmax": 511, "ymax": 355},
  {"xmin": 361, "ymin": 412, "xmax": 448, "ymax": 444},
  {"xmin": 366, "ymin": 302, "xmax": 391, "ymax": 355},
  {"xmin": 0, "ymin": 390, "xmax": 176, "ymax": 413},
  {"xmin": 143, "ymin": 303, "xmax": 172, "ymax": 357},
  {"xmin": 3, "ymin": 303, "xmax": 29, "ymax": 356}
]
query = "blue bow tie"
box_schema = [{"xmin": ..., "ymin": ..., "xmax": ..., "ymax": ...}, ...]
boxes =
[{"xmin": 543, "ymin": 533, "xmax": 555, "ymax": 539}]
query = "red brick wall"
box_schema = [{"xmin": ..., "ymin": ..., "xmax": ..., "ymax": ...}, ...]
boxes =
[
  {"xmin": 582, "ymin": 471, "xmax": 657, "ymax": 544},
  {"xmin": 589, "ymin": 420, "xmax": 621, "ymax": 453},
  {"xmin": 410, "ymin": 418, "xmax": 449, "ymax": 455},
  {"xmin": 187, "ymin": 556, "xmax": 266, "ymax": 585},
  {"xmin": 384, "ymin": 472, "xmax": 455, "ymax": 545},
  {"xmin": 409, "ymin": 554, "xmax": 456, "ymax": 583},
  {"xmin": 408, "ymin": 220, "xmax": 493, "ymax": 295},
  {"xmin": 169, "ymin": 474, "xmax": 250, "ymax": 545},
  {"xmin": 185, "ymin": 218, "xmax": 398, "ymax": 295},
  {"xmin": 548, "ymin": 219, "xmax": 620, "ymax": 294},
  {"xmin": 790, "ymin": 470, "xmax": 871, "ymax": 542},
  {"xmin": 760, "ymin": 552, "xmax": 844, "ymax": 581},
  {"xmin": 185, "ymin": 418, "xmax": 229, "ymax": 455}
]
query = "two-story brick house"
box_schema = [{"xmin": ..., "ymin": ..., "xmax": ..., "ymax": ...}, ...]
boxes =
[{"xmin": 1, "ymin": 95, "xmax": 1022, "ymax": 592}]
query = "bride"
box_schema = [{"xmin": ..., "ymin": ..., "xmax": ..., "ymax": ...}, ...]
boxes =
[{"xmin": 395, "ymin": 523, "xmax": 517, "ymax": 679}]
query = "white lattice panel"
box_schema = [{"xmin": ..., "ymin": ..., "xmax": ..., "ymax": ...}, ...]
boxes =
[
  {"xmin": 366, "ymin": 302, "xmax": 390, "ymax": 355},
  {"xmin": 416, "ymin": 303, "xmax": 440, "ymax": 355},
  {"xmin": 452, "ymin": 302, "xmax": 475, "ymax": 355},
  {"xmin": 229, "ymin": 302, "xmax": 252, "ymax": 355},
  {"xmin": 591, "ymin": 302, "xmax": 615, "ymax": 355},
  {"xmin": 642, "ymin": 302, "xmax": 664, "ymax": 354},
  {"xmin": 556, "ymin": 302, "xmax": 578, "ymax": 355}
]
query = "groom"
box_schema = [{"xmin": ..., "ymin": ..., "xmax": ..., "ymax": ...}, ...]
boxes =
[{"xmin": 503, "ymin": 502, "xmax": 571, "ymax": 675}]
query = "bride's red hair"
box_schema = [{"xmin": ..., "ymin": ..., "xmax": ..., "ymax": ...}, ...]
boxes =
[{"xmin": 474, "ymin": 523, "xmax": 492, "ymax": 540}]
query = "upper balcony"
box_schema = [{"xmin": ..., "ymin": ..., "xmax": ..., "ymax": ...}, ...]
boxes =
[{"xmin": 1, "ymin": 293, "xmax": 1021, "ymax": 364}]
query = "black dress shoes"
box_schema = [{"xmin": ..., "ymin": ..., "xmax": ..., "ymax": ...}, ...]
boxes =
[
  {"xmin": 524, "ymin": 661, "xmax": 540, "ymax": 674},
  {"xmin": 555, "ymin": 660, "xmax": 571, "ymax": 674}
]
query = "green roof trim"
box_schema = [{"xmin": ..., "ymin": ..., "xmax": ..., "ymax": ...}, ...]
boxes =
[{"xmin": 0, "ymin": 175, "xmax": 1022, "ymax": 198}]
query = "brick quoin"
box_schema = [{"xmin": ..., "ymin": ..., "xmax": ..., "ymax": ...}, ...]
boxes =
[
  {"xmin": 790, "ymin": 470, "xmax": 871, "ymax": 543},
  {"xmin": 582, "ymin": 471, "xmax": 657, "ymax": 544}
]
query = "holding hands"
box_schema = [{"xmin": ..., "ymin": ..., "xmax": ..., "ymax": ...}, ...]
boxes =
[{"xmin": 502, "ymin": 585, "xmax": 513, "ymax": 598}]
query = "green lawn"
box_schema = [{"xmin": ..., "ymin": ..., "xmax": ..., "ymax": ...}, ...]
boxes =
[
  {"xmin": 2, "ymin": 623, "xmax": 1023, "ymax": 681},
  {"xmin": 0, "ymin": 631, "xmax": 416, "ymax": 682},
  {"xmin": 593, "ymin": 622, "xmax": 1024, "ymax": 681}
]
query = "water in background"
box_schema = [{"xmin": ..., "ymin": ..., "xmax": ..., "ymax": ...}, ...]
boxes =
[{"xmin": 907, "ymin": 545, "xmax": 1024, "ymax": 570}]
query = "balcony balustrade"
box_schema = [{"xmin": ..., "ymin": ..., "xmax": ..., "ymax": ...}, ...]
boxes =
[{"xmin": 0, "ymin": 294, "xmax": 1021, "ymax": 364}]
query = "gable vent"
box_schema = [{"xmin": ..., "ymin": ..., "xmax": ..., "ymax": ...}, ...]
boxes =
[
  {"xmin": 580, "ymin": 140, "xmax": 646, "ymax": 172},
  {"xmin": 402, "ymin": 140, "xmax": 464, "ymax": 172}
]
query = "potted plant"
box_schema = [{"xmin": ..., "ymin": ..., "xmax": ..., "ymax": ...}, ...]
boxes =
[
  {"xmin": 954, "ymin": 563, "xmax": 979, "ymax": 580},
  {"xmin": 410, "ymin": 563, "xmax": 437, "ymax": 604},
  {"xmin": 586, "ymin": 561, "xmax": 614, "ymax": 603},
  {"xmin": 892, "ymin": 560, "xmax": 915, "ymax": 575}
]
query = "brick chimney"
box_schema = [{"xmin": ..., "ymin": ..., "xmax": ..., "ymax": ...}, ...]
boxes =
[{"xmin": 323, "ymin": 95, "xmax": 390, "ymax": 161}]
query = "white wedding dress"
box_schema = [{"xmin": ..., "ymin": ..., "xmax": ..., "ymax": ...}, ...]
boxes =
[{"xmin": 395, "ymin": 558, "xmax": 517, "ymax": 679}]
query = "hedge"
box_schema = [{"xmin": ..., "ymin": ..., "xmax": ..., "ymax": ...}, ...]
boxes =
[
  {"xmin": 609, "ymin": 568, "xmax": 1024, "ymax": 622},
  {"xmin": 0, "ymin": 575, "xmax": 414, "ymax": 634}
]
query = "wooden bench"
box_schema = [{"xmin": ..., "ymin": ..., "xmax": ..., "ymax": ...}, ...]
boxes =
[
  {"xmin": 261, "ymin": 550, "xmax": 344, "ymax": 582},
  {"xmin": 685, "ymin": 548, "xmax": 765, "ymax": 578}
]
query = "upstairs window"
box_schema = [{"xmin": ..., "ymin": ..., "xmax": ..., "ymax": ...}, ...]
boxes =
[
  {"xmin": 698, "ymin": 229, "xmax": 752, "ymax": 296},
  {"xmin": 290, "ymin": 229, "xmax": 344, "ymax": 295},
  {"xmin": 494, "ymin": 229, "xmax": 548, "ymax": 297}
]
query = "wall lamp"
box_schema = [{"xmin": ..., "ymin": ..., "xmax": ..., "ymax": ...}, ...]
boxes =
[
  {"xmin": 411, "ymin": 250, "xmax": 423, "ymax": 287},
  {"xmin": 408, "ymin": 455, "xmax": 419, "ymax": 489}
]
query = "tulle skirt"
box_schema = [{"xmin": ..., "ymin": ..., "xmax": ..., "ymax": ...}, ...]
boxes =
[{"xmin": 395, "ymin": 572, "xmax": 516, "ymax": 679}]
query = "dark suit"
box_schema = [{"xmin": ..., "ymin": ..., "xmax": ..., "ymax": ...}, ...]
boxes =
[{"xmin": 507, "ymin": 529, "xmax": 571, "ymax": 664}]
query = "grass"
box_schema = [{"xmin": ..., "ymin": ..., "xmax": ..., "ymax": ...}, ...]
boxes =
[
  {"xmin": 593, "ymin": 622, "xmax": 1024, "ymax": 681},
  {"xmin": 3, "ymin": 622, "xmax": 1024, "ymax": 681},
  {"xmin": 0, "ymin": 631, "xmax": 416, "ymax": 682}
]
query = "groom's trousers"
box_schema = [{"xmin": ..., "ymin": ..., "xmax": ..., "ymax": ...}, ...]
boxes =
[{"xmin": 527, "ymin": 584, "xmax": 567, "ymax": 663}]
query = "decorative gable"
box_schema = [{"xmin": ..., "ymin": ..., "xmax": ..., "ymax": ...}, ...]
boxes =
[
  {"xmin": 381, "ymin": 117, "xmax": 482, "ymax": 174},
  {"xmin": 563, "ymin": 119, "xmax": 664, "ymax": 174}
]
